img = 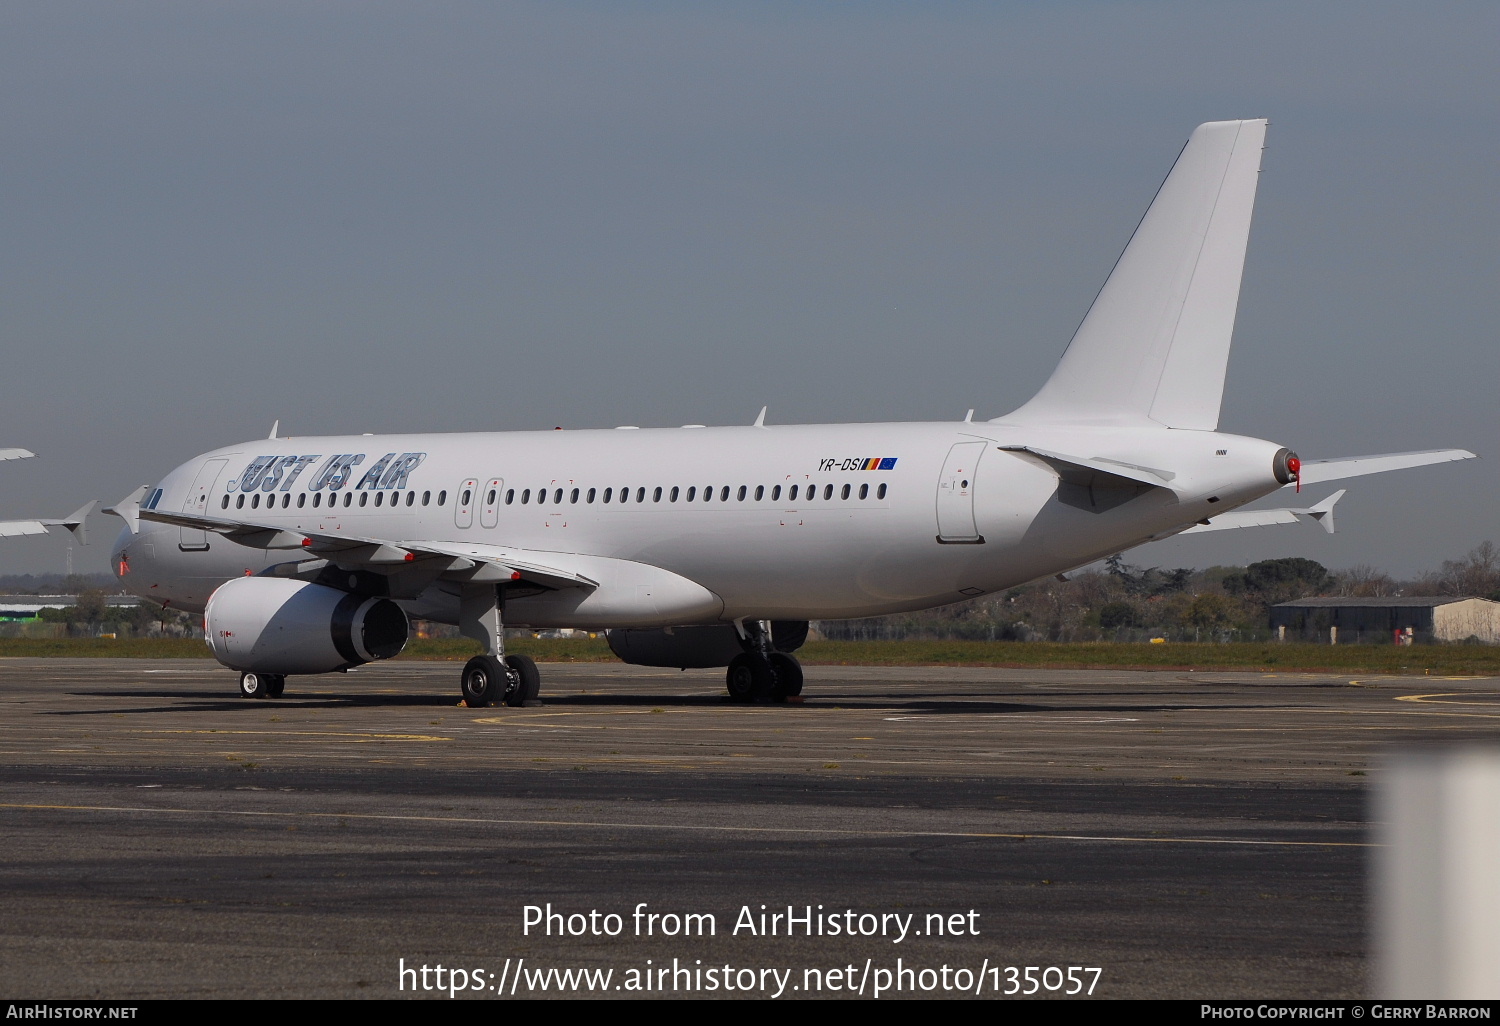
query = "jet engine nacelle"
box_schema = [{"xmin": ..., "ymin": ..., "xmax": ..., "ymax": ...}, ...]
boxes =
[
  {"xmin": 606, "ymin": 621, "xmax": 807, "ymax": 669},
  {"xmin": 204, "ymin": 576, "xmax": 409, "ymax": 675}
]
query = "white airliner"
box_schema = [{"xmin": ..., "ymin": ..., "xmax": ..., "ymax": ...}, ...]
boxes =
[
  {"xmin": 0, "ymin": 448, "xmax": 94, "ymax": 544},
  {"xmin": 106, "ymin": 120, "xmax": 1475, "ymax": 704}
]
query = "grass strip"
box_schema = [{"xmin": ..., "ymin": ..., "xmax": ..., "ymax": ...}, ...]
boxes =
[{"xmin": 1, "ymin": 636, "xmax": 1496, "ymax": 674}]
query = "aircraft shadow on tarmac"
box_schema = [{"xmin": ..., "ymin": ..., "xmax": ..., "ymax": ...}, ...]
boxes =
[{"xmin": 51, "ymin": 687, "xmax": 1293, "ymax": 717}]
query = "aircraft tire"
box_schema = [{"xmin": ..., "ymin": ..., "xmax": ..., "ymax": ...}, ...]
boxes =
[
  {"xmin": 726, "ymin": 653, "xmax": 774, "ymax": 703},
  {"xmin": 461, "ymin": 655, "xmax": 504, "ymax": 707},
  {"xmin": 265, "ymin": 675, "xmax": 286, "ymax": 699},
  {"xmin": 239, "ymin": 672, "xmax": 267, "ymax": 699},
  {"xmin": 769, "ymin": 653, "xmax": 803, "ymax": 699},
  {"xmin": 504, "ymin": 654, "xmax": 541, "ymax": 707}
]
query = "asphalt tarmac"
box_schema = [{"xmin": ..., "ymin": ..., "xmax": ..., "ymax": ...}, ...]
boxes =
[{"xmin": 2, "ymin": 657, "xmax": 1498, "ymax": 1000}]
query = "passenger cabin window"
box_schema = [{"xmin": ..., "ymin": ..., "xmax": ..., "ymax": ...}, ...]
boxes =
[
  {"xmin": 586, "ymin": 488, "xmax": 596, "ymax": 503},
  {"xmin": 360, "ymin": 493, "xmax": 369, "ymax": 507},
  {"xmin": 422, "ymin": 491, "xmax": 430, "ymax": 506},
  {"xmin": 877, "ymin": 483, "xmax": 887, "ymax": 499},
  {"xmin": 824, "ymin": 484, "xmax": 834, "ymax": 500},
  {"xmin": 603, "ymin": 487, "xmax": 612, "ymax": 503},
  {"xmin": 636, "ymin": 487, "xmax": 645, "ymax": 503},
  {"xmin": 221, "ymin": 495, "xmax": 229, "ymax": 509},
  {"xmin": 859, "ymin": 483, "xmax": 868, "ymax": 499},
  {"xmin": 686, "ymin": 486, "xmax": 696, "ymax": 501},
  {"xmin": 297, "ymin": 494, "xmax": 305, "ymax": 508},
  {"xmin": 505, "ymin": 489, "xmax": 514, "ymax": 504},
  {"xmin": 737, "ymin": 486, "xmax": 747, "ymax": 501},
  {"xmin": 461, "ymin": 488, "xmax": 472, "ymax": 506},
  {"xmin": 755, "ymin": 485, "xmax": 764, "ymax": 501},
  {"xmin": 669, "ymin": 486, "xmax": 679, "ymax": 502},
  {"xmin": 570, "ymin": 488, "xmax": 579, "ymax": 504},
  {"xmin": 788, "ymin": 485, "xmax": 797, "ymax": 501},
  {"xmin": 486, "ymin": 489, "xmax": 496, "ymax": 505},
  {"xmin": 374, "ymin": 492, "xmax": 383, "ymax": 507},
  {"xmin": 841, "ymin": 484, "xmax": 850, "ymax": 500},
  {"xmin": 553, "ymin": 488, "xmax": 563, "ymax": 504},
  {"xmin": 653, "ymin": 487, "xmax": 663, "ymax": 502},
  {"xmin": 438, "ymin": 490, "xmax": 446, "ymax": 505}
]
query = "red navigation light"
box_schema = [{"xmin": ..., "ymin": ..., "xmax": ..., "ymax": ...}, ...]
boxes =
[{"xmin": 1287, "ymin": 455, "xmax": 1302, "ymax": 493}]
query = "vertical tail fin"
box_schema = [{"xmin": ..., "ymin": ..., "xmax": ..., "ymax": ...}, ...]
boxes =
[{"xmin": 1003, "ymin": 119, "xmax": 1268, "ymax": 429}]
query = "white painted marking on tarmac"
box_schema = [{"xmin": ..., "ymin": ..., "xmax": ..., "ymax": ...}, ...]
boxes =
[{"xmin": 0, "ymin": 802, "xmax": 1370, "ymax": 848}]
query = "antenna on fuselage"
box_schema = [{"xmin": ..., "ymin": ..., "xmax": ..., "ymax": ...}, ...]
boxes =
[{"xmin": 753, "ymin": 406, "xmax": 767, "ymax": 427}]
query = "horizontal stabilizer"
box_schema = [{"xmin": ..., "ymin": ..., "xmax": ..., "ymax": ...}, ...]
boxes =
[
  {"xmin": 1181, "ymin": 489, "xmax": 1345, "ymax": 535},
  {"xmin": 1294, "ymin": 449, "xmax": 1477, "ymax": 486},
  {"xmin": 999, "ymin": 445, "xmax": 1178, "ymax": 491}
]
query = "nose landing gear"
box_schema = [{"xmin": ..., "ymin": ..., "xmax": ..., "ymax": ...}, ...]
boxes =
[{"xmin": 238, "ymin": 672, "xmax": 286, "ymax": 699}]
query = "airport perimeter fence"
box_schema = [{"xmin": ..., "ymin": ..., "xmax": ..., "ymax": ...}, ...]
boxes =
[{"xmin": 812, "ymin": 621, "xmax": 1460, "ymax": 645}]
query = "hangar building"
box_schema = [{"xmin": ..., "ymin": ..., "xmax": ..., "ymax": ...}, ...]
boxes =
[{"xmin": 1269, "ymin": 596, "xmax": 1500, "ymax": 644}]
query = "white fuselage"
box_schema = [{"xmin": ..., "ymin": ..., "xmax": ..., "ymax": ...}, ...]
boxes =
[{"xmin": 113, "ymin": 420, "xmax": 1288, "ymax": 626}]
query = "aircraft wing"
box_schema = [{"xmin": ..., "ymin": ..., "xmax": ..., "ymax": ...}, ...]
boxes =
[
  {"xmin": 1294, "ymin": 449, "xmax": 1476, "ymax": 486},
  {"xmin": 136, "ymin": 507, "xmax": 597, "ymax": 590},
  {"xmin": 0, "ymin": 448, "xmax": 37, "ymax": 462},
  {"xmin": 1180, "ymin": 490, "xmax": 1345, "ymax": 535},
  {"xmin": 0, "ymin": 501, "xmax": 95, "ymax": 544}
]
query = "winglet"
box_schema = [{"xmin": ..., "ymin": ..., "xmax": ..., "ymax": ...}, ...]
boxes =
[
  {"xmin": 102, "ymin": 486, "xmax": 150, "ymax": 536},
  {"xmin": 753, "ymin": 406, "xmax": 767, "ymax": 428},
  {"xmin": 268, "ymin": 419, "xmax": 280, "ymax": 440},
  {"xmin": 41, "ymin": 500, "xmax": 97, "ymax": 546},
  {"xmin": 1299, "ymin": 488, "xmax": 1345, "ymax": 535}
]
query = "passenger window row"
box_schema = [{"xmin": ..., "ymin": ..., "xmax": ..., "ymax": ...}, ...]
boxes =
[
  {"xmin": 223, "ymin": 489, "xmax": 449, "ymax": 511},
  {"xmin": 503, "ymin": 482, "xmax": 889, "ymax": 505},
  {"xmin": 219, "ymin": 479, "xmax": 892, "ymax": 513}
]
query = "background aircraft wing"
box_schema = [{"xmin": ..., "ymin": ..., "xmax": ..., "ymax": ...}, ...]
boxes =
[
  {"xmin": 0, "ymin": 448, "xmax": 37, "ymax": 462},
  {"xmin": 0, "ymin": 501, "xmax": 95, "ymax": 543}
]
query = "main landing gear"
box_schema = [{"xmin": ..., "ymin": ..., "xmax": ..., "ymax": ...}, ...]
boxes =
[
  {"xmin": 239, "ymin": 672, "xmax": 286, "ymax": 699},
  {"xmin": 457, "ymin": 583, "xmax": 542, "ymax": 708},
  {"xmin": 725, "ymin": 620, "xmax": 803, "ymax": 703}
]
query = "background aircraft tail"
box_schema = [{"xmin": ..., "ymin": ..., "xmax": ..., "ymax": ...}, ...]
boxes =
[{"xmin": 1002, "ymin": 119, "xmax": 1268, "ymax": 429}]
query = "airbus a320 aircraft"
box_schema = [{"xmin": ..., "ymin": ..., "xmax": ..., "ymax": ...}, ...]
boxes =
[{"xmin": 107, "ymin": 120, "xmax": 1475, "ymax": 705}]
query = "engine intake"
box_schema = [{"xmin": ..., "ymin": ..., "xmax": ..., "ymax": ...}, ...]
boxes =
[{"xmin": 205, "ymin": 576, "xmax": 409, "ymax": 675}]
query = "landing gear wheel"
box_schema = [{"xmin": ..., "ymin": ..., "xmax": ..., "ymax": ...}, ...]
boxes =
[
  {"xmin": 461, "ymin": 655, "xmax": 505, "ymax": 707},
  {"xmin": 726, "ymin": 653, "xmax": 775, "ymax": 703},
  {"xmin": 504, "ymin": 654, "xmax": 541, "ymax": 707},
  {"xmin": 239, "ymin": 672, "xmax": 267, "ymax": 699},
  {"xmin": 769, "ymin": 654, "xmax": 803, "ymax": 699},
  {"xmin": 264, "ymin": 675, "xmax": 286, "ymax": 699}
]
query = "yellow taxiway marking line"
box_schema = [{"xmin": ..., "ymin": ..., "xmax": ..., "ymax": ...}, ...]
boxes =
[
  {"xmin": 134, "ymin": 730, "xmax": 452, "ymax": 742},
  {"xmin": 1394, "ymin": 692, "xmax": 1500, "ymax": 706},
  {"xmin": 0, "ymin": 803, "xmax": 1369, "ymax": 848}
]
